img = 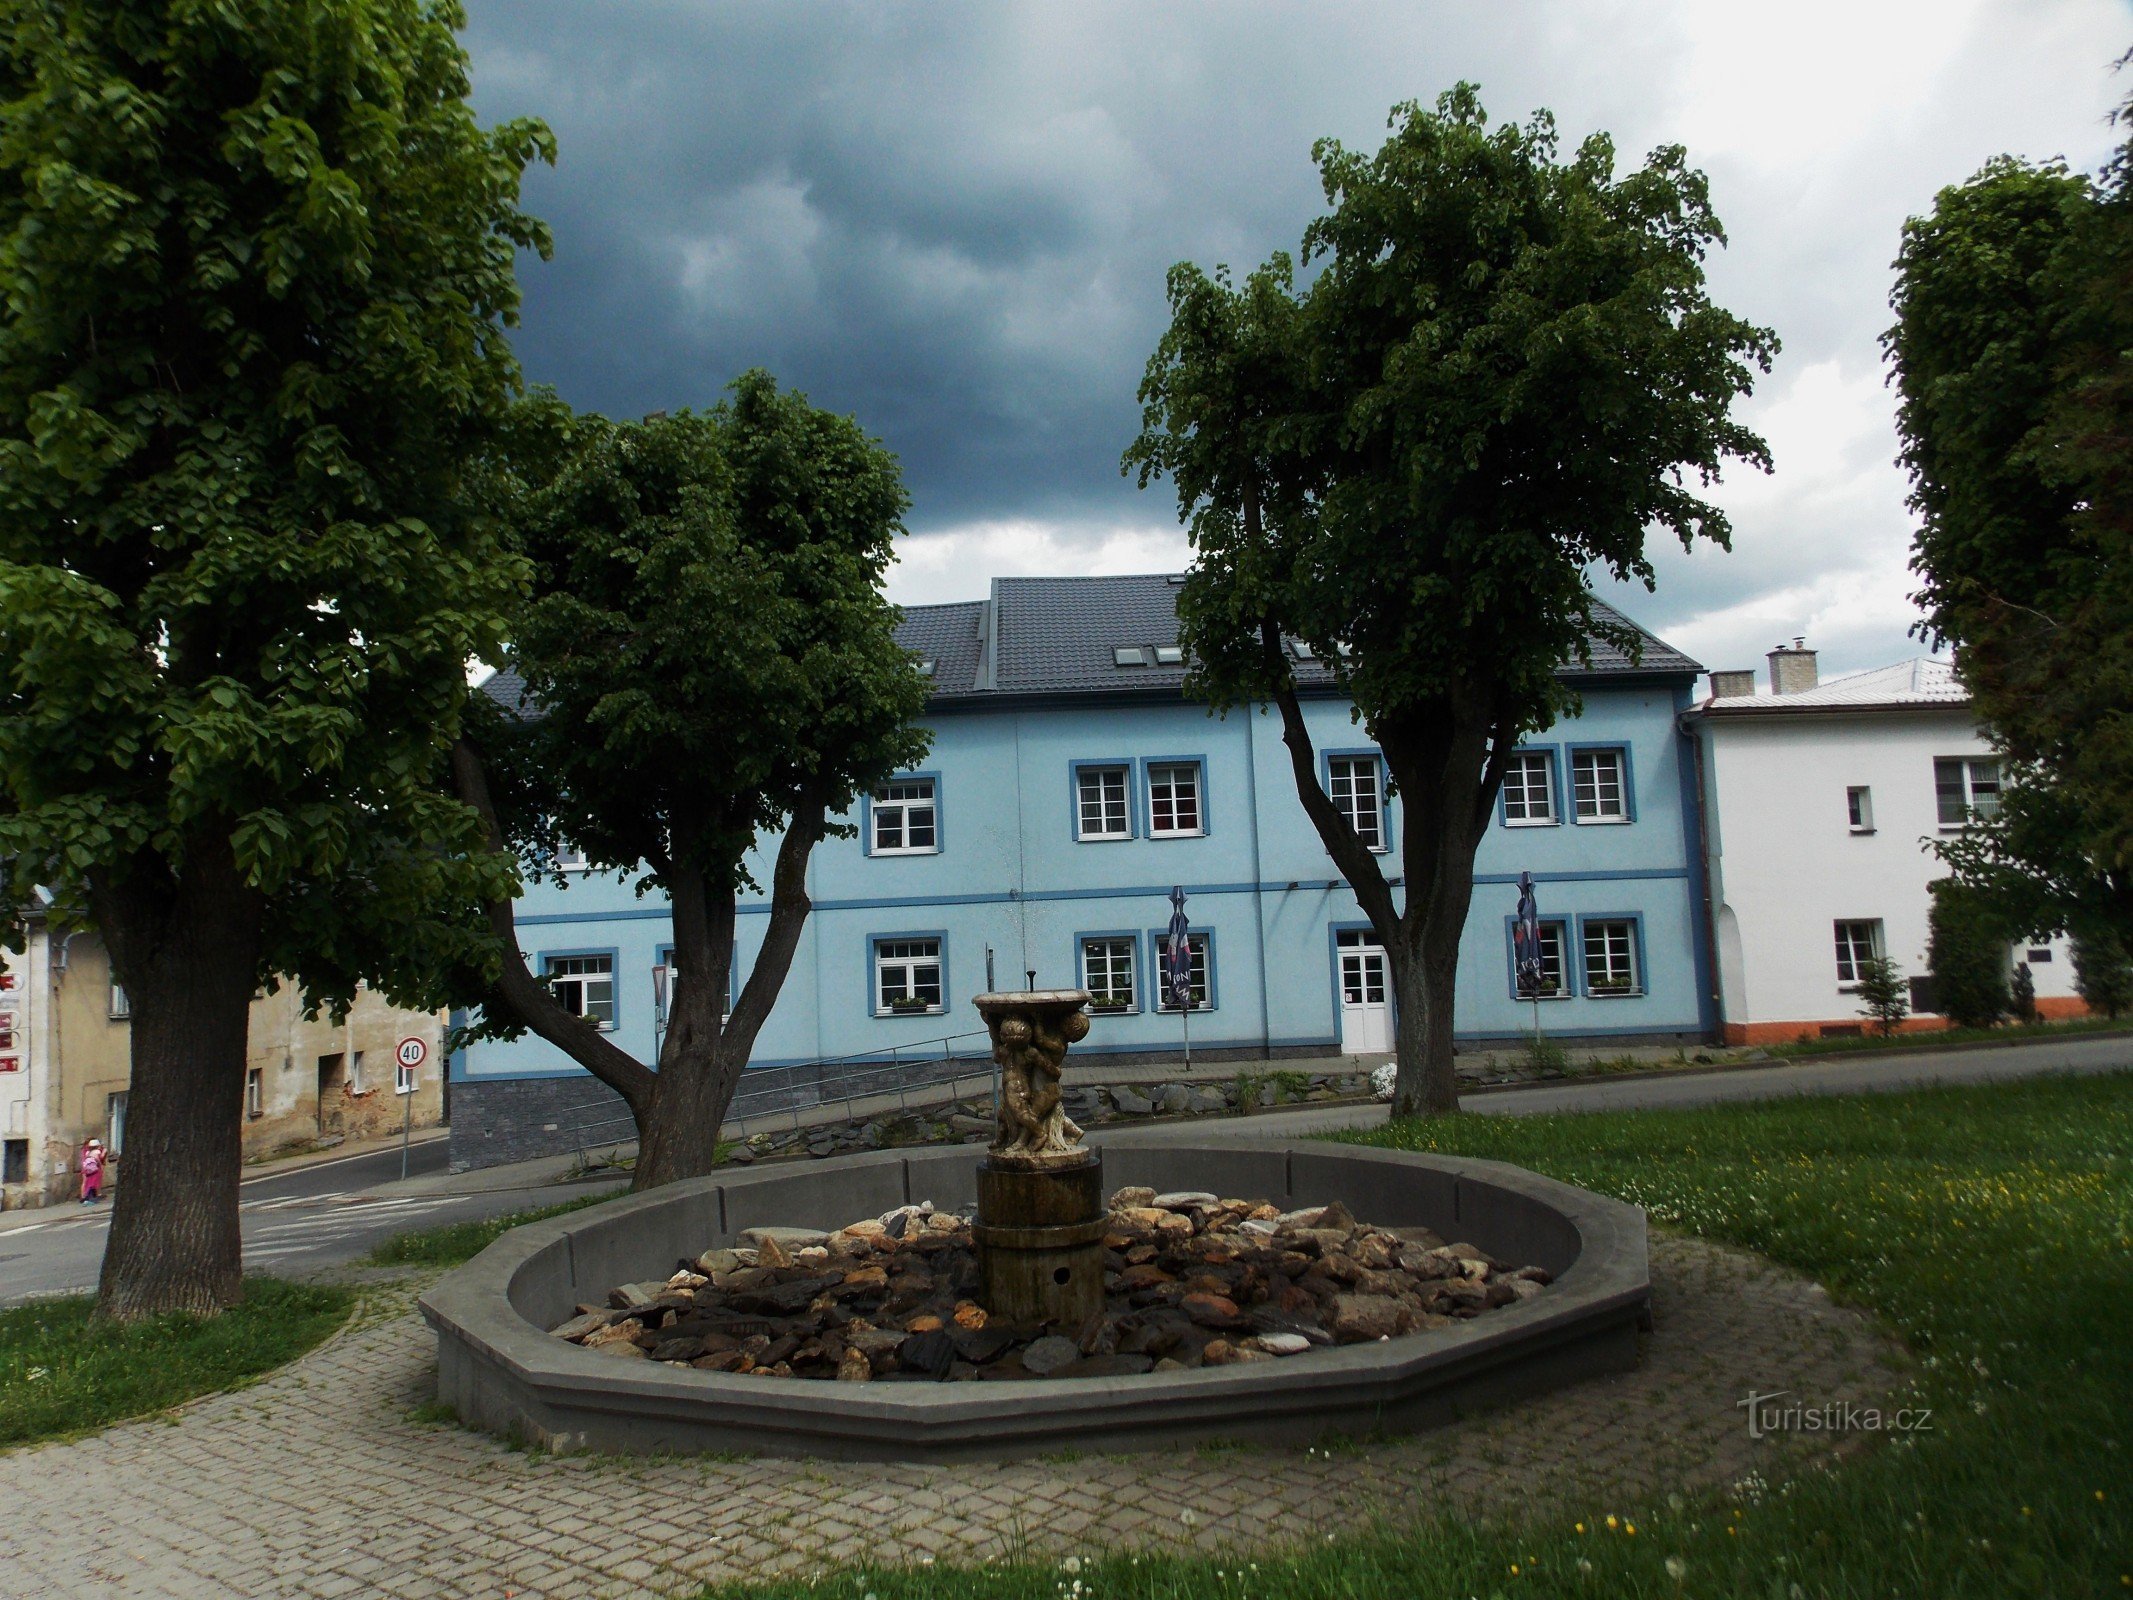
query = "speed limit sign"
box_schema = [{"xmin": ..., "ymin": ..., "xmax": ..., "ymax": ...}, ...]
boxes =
[{"xmin": 394, "ymin": 1036, "xmax": 427, "ymax": 1094}]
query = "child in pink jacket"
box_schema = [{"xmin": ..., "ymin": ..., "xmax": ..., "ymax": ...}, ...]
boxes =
[{"xmin": 78, "ymin": 1138, "xmax": 105, "ymax": 1204}]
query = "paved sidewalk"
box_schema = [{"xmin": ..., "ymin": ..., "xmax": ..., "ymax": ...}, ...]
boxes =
[{"xmin": 0, "ymin": 1235, "xmax": 1900, "ymax": 1599}]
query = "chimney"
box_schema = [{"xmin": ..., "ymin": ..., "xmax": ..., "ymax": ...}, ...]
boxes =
[
  {"xmin": 1767, "ymin": 637, "xmax": 1817, "ymax": 696},
  {"xmin": 1708, "ymin": 668, "xmax": 1757, "ymax": 700}
]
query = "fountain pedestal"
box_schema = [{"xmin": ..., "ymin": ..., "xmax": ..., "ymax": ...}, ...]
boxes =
[{"xmin": 969, "ymin": 990, "xmax": 1105, "ymax": 1328}]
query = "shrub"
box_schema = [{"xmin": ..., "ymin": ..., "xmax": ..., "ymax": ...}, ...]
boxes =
[
  {"xmin": 1523, "ymin": 1032, "xmax": 1569, "ymax": 1074},
  {"xmin": 2072, "ymin": 930, "xmax": 2133, "ymax": 1018},
  {"xmin": 2009, "ymin": 961, "xmax": 2038, "ymax": 1024},
  {"xmin": 1232, "ymin": 1072, "xmax": 1263, "ymax": 1113},
  {"xmin": 1926, "ymin": 882, "xmax": 2010, "ymax": 1029},
  {"xmin": 1853, "ymin": 956, "xmax": 1911, "ymax": 1036}
]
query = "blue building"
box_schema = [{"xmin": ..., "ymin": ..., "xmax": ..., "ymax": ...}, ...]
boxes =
[{"xmin": 451, "ymin": 574, "xmax": 1714, "ymax": 1166}]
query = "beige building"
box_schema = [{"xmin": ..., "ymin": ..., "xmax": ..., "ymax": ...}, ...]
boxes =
[{"xmin": 1, "ymin": 909, "xmax": 446, "ymax": 1210}]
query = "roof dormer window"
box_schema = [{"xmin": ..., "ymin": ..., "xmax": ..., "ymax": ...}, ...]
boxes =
[{"xmin": 1114, "ymin": 646, "xmax": 1152, "ymax": 667}]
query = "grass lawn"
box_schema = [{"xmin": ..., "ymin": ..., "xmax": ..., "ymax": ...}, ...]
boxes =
[
  {"xmin": 363, "ymin": 1190, "xmax": 614, "ymax": 1269},
  {"xmin": 699, "ymin": 1071, "xmax": 2131, "ymax": 1599},
  {"xmin": 0, "ymin": 1277, "xmax": 352, "ymax": 1450}
]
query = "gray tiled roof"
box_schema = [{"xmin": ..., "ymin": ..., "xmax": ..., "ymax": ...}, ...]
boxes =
[{"xmin": 893, "ymin": 575, "xmax": 1699, "ymax": 703}]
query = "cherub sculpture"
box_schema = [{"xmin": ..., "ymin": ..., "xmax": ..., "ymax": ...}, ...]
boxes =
[{"xmin": 984, "ymin": 995, "xmax": 1091, "ymax": 1167}]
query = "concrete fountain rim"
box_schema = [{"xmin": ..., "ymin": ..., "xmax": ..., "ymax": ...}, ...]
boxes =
[{"xmin": 419, "ymin": 1139, "xmax": 1650, "ymax": 1460}]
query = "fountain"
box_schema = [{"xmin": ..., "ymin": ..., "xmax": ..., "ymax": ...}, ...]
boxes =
[{"xmin": 969, "ymin": 990, "xmax": 1103, "ymax": 1326}]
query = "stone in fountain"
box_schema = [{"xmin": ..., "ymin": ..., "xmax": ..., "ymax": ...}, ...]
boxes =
[{"xmin": 970, "ymin": 989, "xmax": 1105, "ymax": 1327}]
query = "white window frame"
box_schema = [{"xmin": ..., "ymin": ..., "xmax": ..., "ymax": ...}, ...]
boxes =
[
  {"xmin": 1517, "ymin": 919, "xmax": 1572, "ymax": 1000},
  {"xmin": 1502, "ymin": 752, "xmax": 1558, "ymax": 826},
  {"xmin": 1582, "ymin": 920, "xmax": 1640, "ymax": 997},
  {"xmin": 1934, "ymin": 757, "xmax": 2000, "ymax": 829},
  {"xmin": 348, "ymin": 1050, "xmax": 367, "ymax": 1095},
  {"xmin": 1834, "ymin": 919, "xmax": 1883, "ymax": 987},
  {"xmin": 1328, "ymin": 756, "xmax": 1386, "ymax": 852},
  {"xmin": 1154, "ymin": 933, "xmax": 1212, "ymax": 1013},
  {"xmin": 1080, "ymin": 937, "xmax": 1138, "ymax": 1013},
  {"xmin": 1076, "ymin": 766, "xmax": 1132, "ymax": 841},
  {"xmin": 109, "ymin": 981, "xmax": 130, "ymax": 1020},
  {"xmin": 1570, "ymin": 749, "xmax": 1627, "ymax": 824},
  {"xmin": 875, "ymin": 938, "xmax": 944, "ymax": 1016},
  {"xmin": 871, "ymin": 777, "xmax": 939, "ymax": 856},
  {"xmin": 545, "ymin": 954, "xmax": 616, "ymax": 1030},
  {"xmin": 245, "ymin": 1068, "xmax": 263, "ymax": 1119},
  {"xmin": 552, "ymin": 839, "xmax": 590, "ymax": 873},
  {"xmin": 1146, "ymin": 762, "xmax": 1203, "ymax": 838},
  {"xmin": 1847, "ymin": 786, "xmax": 1875, "ymax": 833}
]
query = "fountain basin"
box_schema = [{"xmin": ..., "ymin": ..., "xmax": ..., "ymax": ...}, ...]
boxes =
[{"xmin": 420, "ymin": 1140, "xmax": 1650, "ymax": 1461}]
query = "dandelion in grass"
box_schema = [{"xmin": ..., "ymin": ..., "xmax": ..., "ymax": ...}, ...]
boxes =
[{"xmin": 1666, "ymin": 1556, "xmax": 1687, "ymax": 1580}]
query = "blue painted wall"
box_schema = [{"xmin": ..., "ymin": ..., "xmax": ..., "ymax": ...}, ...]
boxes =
[{"xmin": 458, "ymin": 679, "xmax": 1711, "ymax": 1087}]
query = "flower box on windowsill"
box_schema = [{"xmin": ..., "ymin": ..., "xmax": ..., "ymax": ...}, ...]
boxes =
[
  {"xmin": 1518, "ymin": 984, "xmax": 1569, "ymax": 1002},
  {"xmin": 886, "ymin": 998, "xmax": 935, "ymax": 1015},
  {"xmin": 1087, "ymin": 998, "xmax": 1133, "ymax": 1014},
  {"xmin": 1588, "ymin": 982, "xmax": 1641, "ymax": 999}
]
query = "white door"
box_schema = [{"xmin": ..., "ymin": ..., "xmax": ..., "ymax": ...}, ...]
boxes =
[{"xmin": 1338, "ymin": 937, "xmax": 1394, "ymax": 1054}]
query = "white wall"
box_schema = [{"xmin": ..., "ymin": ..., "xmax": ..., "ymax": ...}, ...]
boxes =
[{"xmin": 1698, "ymin": 708, "xmax": 2077, "ymax": 1034}]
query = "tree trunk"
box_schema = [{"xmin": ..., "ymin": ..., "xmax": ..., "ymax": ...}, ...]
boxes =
[
  {"xmin": 90, "ymin": 845, "xmax": 265, "ymax": 1320},
  {"xmin": 1386, "ymin": 926, "xmax": 1460, "ymax": 1117}
]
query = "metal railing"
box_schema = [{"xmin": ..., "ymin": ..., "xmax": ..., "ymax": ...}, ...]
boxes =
[{"xmin": 563, "ymin": 1027, "xmax": 997, "ymax": 1163}]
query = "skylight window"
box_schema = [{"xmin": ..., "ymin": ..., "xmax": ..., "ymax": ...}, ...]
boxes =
[
  {"xmin": 1114, "ymin": 646, "xmax": 1151, "ymax": 667},
  {"xmin": 1153, "ymin": 644, "xmax": 1185, "ymax": 665},
  {"xmin": 915, "ymin": 659, "xmax": 936, "ymax": 678},
  {"xmin": 1289, "ymin": 640, "xmax": 1316, "ymax": 660}
]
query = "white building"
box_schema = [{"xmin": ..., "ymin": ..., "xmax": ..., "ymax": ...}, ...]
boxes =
[{"xmin": 1687, "ymin": 644, "xmax": 2082, "ymax": 1045}]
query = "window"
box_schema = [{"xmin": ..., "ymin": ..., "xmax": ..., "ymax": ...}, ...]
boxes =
[
  {"xmin": 1582, "ymin": 920, "xmax": 1640, "ymax": 996},
  {"xmin": 1834, "ymin": 919, "xmax": 1883, "ymax": 985},
  {"xmin": 2, "ymin": 1138, "xmax": 25, "ymax": 1185},
  {"xmin": 552, "ymin": 839, "xmax": 589, "ymax": 873},
  {"xmin": 1935, "ymin": 757, "xmax": 2001, "ymax": 827},
  {"xmin": 544, "ymin": 954, "xmax": 615, "ymax": 1029},
  {"xmin": 348, "ymin": 1050, "xmax": 366, "ymax": 1095},
  {"xmin": 395, "ymin": 1057, "xmax": 415, "ymax": 1094},
  {"xmin": 1114, "ymin": 645, "xmax": 1150, "ymax": 667},
  {"xmin": 245, "ymin": 1068, "xmax": 263, "ymax": 1119},
  {"xmin": 1076, "ymin": 765, "xmax": 1131, "ymax": 840},
  {"xmin": 1147, "ymin": 762, "xmax": 1203, "ymax": 837},
  {"xmin": 1328, "ymin": 755, "xmax": 1385, "ymax": 851},
  {"xmin": 871, "ymin": 777, "xmax": 938, "ymax": 855},
  {"xmin": 1503, "ymin": 751, "xmax": 1557, "ymax": 825},
  {"xmin": 1570, "ymin": 749, "xmax": 1628, "ymax": 823},
  {"xmin": 875, "ymin": 938, "xmax": 943, "ymax": 1015},
  {"xmin": 1153, "ymin": 644, "xmax": 1185, "ymax": 665},
  {"xmin": 109, "ymin": 981, "xmax": 130, "ymax": 1020},
  {"xmin": 2026, "ymin": 946, "xmax": 2052, "ymax": 964},
  {"xmin": 1154, "ymin": 932, "xmax": 1212, "ymax": 1012},
  {"xmin": 1513, "ymin": 920, "xmax": 1572, "ymax": 1000},
  {"xmin": 1081, "ymin": 937, "xmax": 1138, "ymax": 1013},
  {"xmin": 1847, "ymin": 786, "xmax": 1874, "ymax": 833}
]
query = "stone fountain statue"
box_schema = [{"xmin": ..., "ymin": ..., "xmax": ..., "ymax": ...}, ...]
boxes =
[{"xmin": 971, "ymin": 990, "xmax": 1106, "ymax": 1327}]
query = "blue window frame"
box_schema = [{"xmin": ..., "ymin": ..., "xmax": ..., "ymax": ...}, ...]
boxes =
[
  {"xmin": 1140, "ymin": 756, "xmax": 1209, "ymax": 839},
  {"xmin": 1071, "ymin": 760, "xmax": 1137, "ymax": 842},
  {"xmin": 1076, "ymin": 931, "xmax": 1142, "ymax": 1014},
  {"xmin": 862, "ymin": 771, "xmax": 943, "ymax": 857},
  {"xmin": 1500, "ymin": 745, "xmax": 1563, "ymax": 827},
  {"xmin": 1502, "ymin": 915, "xmax": 1575, "ymax": 1001},
  {"xmin": 1321, "ymin": 749, "xmax": 1389, "ymax": 853},
  {"xmin": 1145, "ymin": 926, "xmax": 1217, "ymax": 1012},
  {"xmin": 869, "ymin": 931, "xmax": 948, "ymax": 1017},
  {"xmin": 538, "ymin": 947, "xmax": 620, "ymax": 1030},
  {"xmin": 1567, "ymin": 744, "xmax": 1636, "ymax": 825},
  {"xmin": 1575, "ymin": 914, "xmax": 1647, "ymax": 998}
]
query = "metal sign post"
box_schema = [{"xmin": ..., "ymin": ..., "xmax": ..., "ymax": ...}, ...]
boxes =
[{"xmin": 394, "ymin": 1036, "xmax": 428, "ymax": 1181}]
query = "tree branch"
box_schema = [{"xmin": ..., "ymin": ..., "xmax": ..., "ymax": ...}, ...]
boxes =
[
  {"xmin": 1263, "ymin": 618, "xmax": 1400, "ymax": 933},
  {"xmin": 451, "ymin": 737, "xmax": 656, "ymax": 1107},
  {"xmin": 725, "ymin": 782, "xmax": 827, "ymax": 1049}
]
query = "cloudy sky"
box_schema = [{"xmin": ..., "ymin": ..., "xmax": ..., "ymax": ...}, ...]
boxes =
[{"xmin": 463, "ymin": 1, "xmax": 2127, "ymax": 678}]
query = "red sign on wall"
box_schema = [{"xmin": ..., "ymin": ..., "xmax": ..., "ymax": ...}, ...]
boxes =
[{"xmin": 0, "ymin": 1056, "xmax": 19, "ymax": 1074}]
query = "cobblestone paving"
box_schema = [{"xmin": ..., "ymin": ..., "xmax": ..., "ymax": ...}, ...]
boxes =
[{"xmin": 0, "ymin": 1235, "xmax": 1902, "ymax": 1600}]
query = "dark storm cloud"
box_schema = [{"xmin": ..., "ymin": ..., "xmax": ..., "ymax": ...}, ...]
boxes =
[{"xmin": 461, "ymin": 1, "xmax": 2127, "ymax": 671}]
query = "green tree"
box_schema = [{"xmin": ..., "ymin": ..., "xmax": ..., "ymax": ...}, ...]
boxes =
[
  {"xmin": 1854, "ymin": 956, "xmax": 1911, "ymax": 1038},
  {"xmin": 454, "ymin": 380, "xmax": 929, "ymax": 1188},
  {"xmin": 0, "ymin": 1, "xmax": 550, "ymax": 1317},
  {"xmin": 1926, "ymin": 882, "xmax": 2010, "ymax": 1030},
  {"xmin": 2072, "ymin": 929, "xmax": 2133, "ymax": 1019},
  {"xmin": 1126, "ymin": 86, "xmax": 1774, "ymax": 1114},
  {"xmin": 1888, "ymin": 126, "xmax": 2133, "ymax": 946}
]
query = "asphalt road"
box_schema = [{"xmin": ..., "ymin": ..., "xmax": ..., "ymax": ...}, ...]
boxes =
[
  {"xmin": 4, "ymin": 1030, "xmax": 2126, "ymax": 1308},
  {"xmin": 0, "ymin": 1136, "xmax": 617, "ymax": 1308}
]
